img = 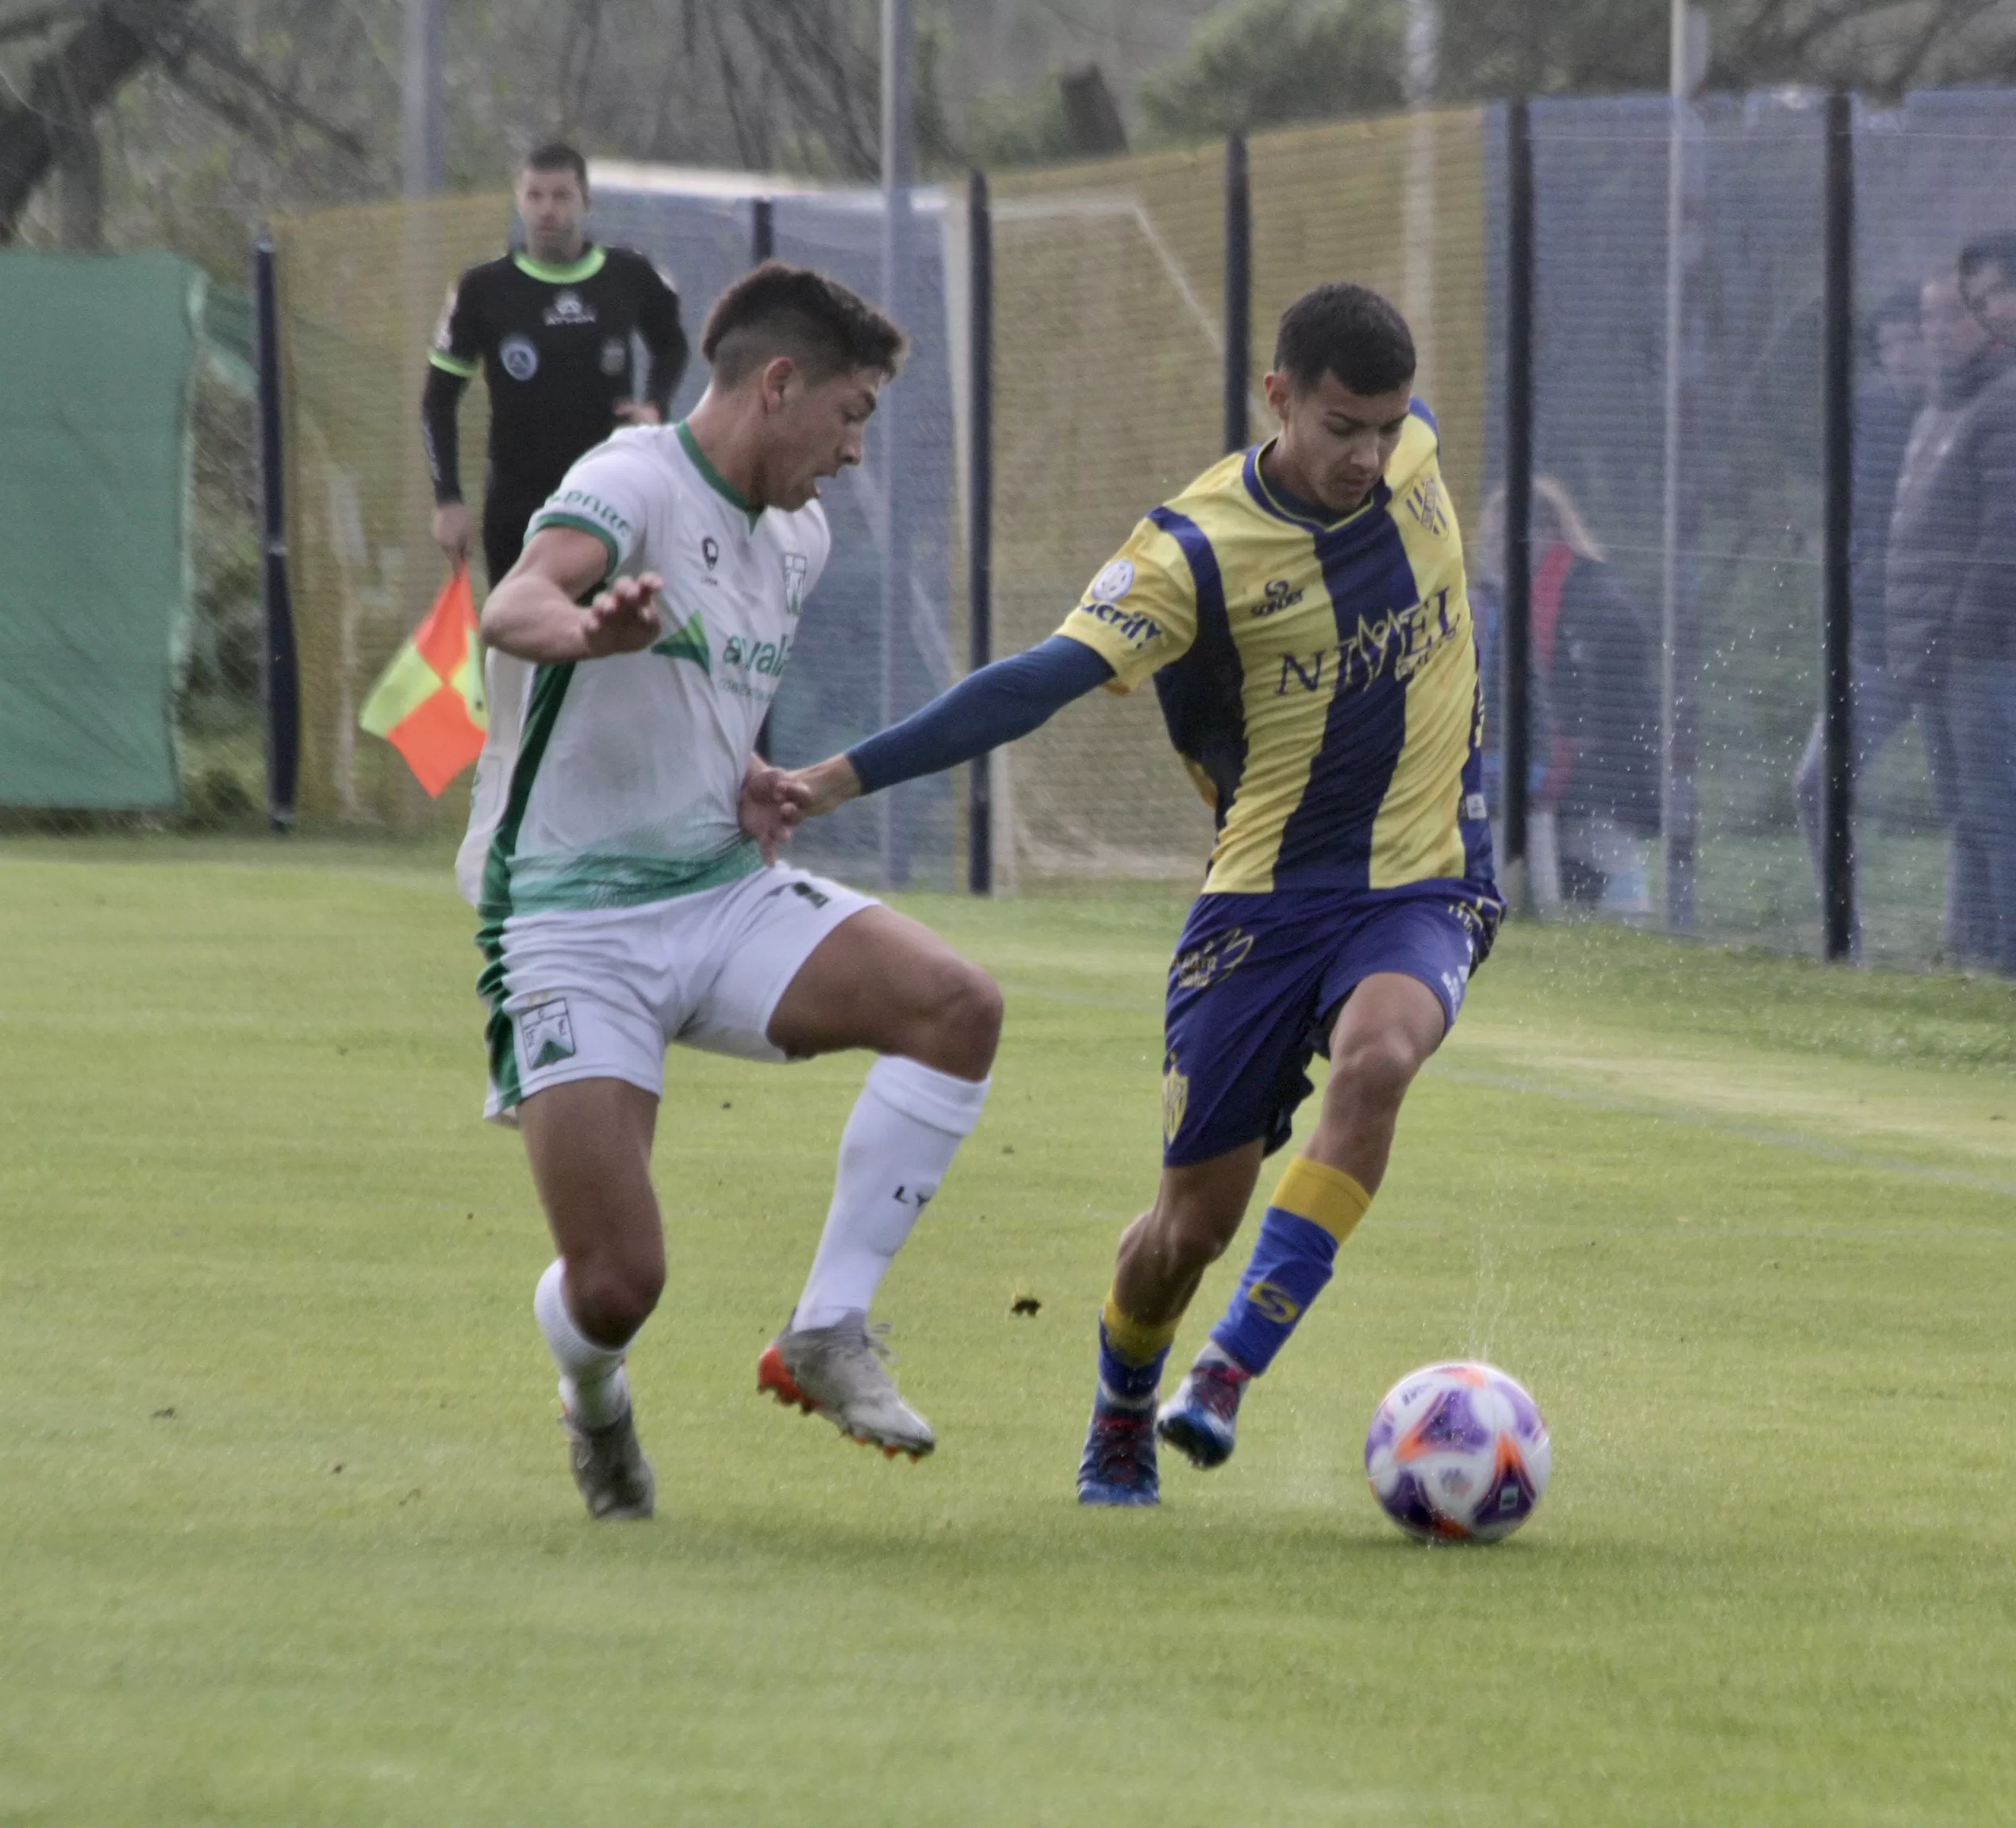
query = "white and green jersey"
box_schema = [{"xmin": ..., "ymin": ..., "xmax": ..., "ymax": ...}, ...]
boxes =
[{"xmin": 456, "ymin": 421, "xmax": 830, "ymax": 919}]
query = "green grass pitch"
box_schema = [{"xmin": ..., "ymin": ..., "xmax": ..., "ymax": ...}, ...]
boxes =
[{"xmin": 2, "ymin": 838, "xmax": 2014, "ymax": 1826}]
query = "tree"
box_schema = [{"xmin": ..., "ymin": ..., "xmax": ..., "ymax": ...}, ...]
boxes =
[
  {"xmin": 0, "ymin": 0, "xmax": 974, "ymax": 259},
  {"xmin": 1135, "ymin": 0, "xmax": 1406, "ymax": 143},
  {"xmin": 1426, "ymin": 0, "xmax": 2016, "ymax": 99},
  {"xmin": 1081, "ymin": 0, "xmax": 2016, "ymax": 155},
  {"xmin": 0, "ymin": 0, "xmax": 368, "ymax": 244}
]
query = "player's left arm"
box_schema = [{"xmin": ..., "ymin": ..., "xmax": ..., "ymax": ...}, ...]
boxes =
[
  {"xmin": 618, "ymin": 256, "xmax": 691, "ymax": 425},
  {"xmin": 792, "ymin": 518, "xmax": 1196, "ymax": 816},
  {"xmin": 791, "ymin": 637, "xmax": 1117, "ymax": 816},
  {"xmin": 739, "ymin": 756, "xmax": 812, "ymax": 863}
]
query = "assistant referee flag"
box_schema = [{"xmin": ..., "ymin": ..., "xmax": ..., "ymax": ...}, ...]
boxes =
[{"xmin": 359, "ymin": 566, "xmax": 487, "ymax": 796}]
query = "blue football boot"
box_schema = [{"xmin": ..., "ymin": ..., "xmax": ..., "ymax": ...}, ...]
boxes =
[
  {"xmin": 1155, "ymin": 1357, "xmax": 1250, "ymax": 1470},
  {"xmin": 1077, "ymin": 1389, "xmax": 1161, "ymax": 1507}
]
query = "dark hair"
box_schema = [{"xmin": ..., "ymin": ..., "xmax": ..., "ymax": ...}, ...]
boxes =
[
  {"xmin": 1960, "ymin": 232, "xmax": 2016, "ymax": 285},
  {"xmin": 1864, "ymin": 282, "xmax": 1923, "ymax": 360},
  {"xmin": 522, "ymin": 141, "xmax": 588, "ymax": 187},
  {"xmin": 702, "ymin": 261, "xmax": 907, "ymax": 386},
  {"xmin": 1273, "ymin": 282, "xmax": 1415, "ymax": 397}
]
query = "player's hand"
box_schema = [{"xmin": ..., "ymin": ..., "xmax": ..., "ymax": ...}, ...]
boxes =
[
  {"xmin": 794, "ymin": 757, "xmax": 864, "ymax": 819},
  {"xmin": 739, "ymin": 760, "xmax": 811, "ymax": 865},
  {"xmin": 581, "ymin": 573, "xmax": 664, "ymax": 657},
  {"xmin": 613, "ymin": 400, "xmax": 664, "ymax": 426},
  {"xmin": 432, "ymin": 501, "xmax": 472, "ymax": 562}
]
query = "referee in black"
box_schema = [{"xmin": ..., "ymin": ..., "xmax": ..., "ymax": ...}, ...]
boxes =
[{"xmin": 421, "ymin": 141, "xmax": 689, "ymax": 583}]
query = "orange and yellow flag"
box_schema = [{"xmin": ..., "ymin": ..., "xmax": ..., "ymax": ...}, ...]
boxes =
[{"xmin": 359, "ymin": 566, "xmax": 487, "ymax": 796}]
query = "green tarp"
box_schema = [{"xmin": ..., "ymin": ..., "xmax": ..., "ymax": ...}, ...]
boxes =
[{"xmin": 0, "ymin": 251, "xmax": 201, "ymax": 809}]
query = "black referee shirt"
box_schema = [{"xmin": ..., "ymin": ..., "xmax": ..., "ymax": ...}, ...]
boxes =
[{"xmin": 422, "ymin": 243, "xmax": 689, "ymax": 569}]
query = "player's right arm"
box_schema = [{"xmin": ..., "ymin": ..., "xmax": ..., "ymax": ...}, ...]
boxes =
[
  {"xmin": 791, "ymin": 517, "xmax": 1199, "ymax": 815},
  {"xmin": 482, "ymin": 531, "xmax": 663, "ymax": 662},
  {"xmin": 482, "ymin": 443, "xmax": 665, "ymax": 662},
  {"xmin": 424, "ymin": 272, "xmax": 485, "ymax": 560}
]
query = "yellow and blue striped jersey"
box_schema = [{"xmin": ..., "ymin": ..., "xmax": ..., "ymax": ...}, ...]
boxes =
[{"xmin": 1055, "ymin": 405, "xmax": 1492, "ymax": 897}]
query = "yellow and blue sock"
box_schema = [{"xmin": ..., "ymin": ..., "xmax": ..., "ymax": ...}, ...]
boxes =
[
  {"xmin": 1207, "ymin": 1158, "xmax": 1372, "ymax": 1377},
  {"xmin": 1096, "ymin": 1290, "xmax": 1181, "ymax": 1409}
]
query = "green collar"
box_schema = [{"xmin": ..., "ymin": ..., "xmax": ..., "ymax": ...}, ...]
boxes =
[
  {"xmin": 677, "ymin": 421, "xmax": 762, "ymax": 530},
  {"xmin": 513, "ymin": 244, "xmax": 607, "ymax": 285}
]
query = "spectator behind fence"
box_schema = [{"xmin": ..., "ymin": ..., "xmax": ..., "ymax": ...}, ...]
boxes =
[
  {"xmin": 1473, "ymin": 477, "xmax": 1661, "ymax": 914},
  {"xmin": 1884, "ymin": 266, "xmax": 2016, "ymax": 973},
  {"xmin": 1953, "ymin": 233, "xmax": 2016, "ymax": 974},
  {"xmin": 1792, "ymin": 286, "xmax": 1927, "ymax": 952}
]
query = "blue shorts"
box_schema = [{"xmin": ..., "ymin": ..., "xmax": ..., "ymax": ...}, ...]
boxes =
[{"xmin": 1159, "ymin": 882, "xmax": 1502, "ymax": 1169}]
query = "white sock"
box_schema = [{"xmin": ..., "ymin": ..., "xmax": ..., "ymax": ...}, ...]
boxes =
[
  {"xmin": 533, "ymin": 1258, "xmax": 632, "ymax": 1429},
  {"xmin": 790, "ymin": 1056, "xmax": 991, "ymax": 1332}
]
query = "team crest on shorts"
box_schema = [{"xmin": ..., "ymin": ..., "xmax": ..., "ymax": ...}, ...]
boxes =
[
  {"xmin": 1162, "ymin": 1056, "xmax": 1190, "ymax": 1146},
  {"xmin": 1174, "ymin": 927, "xmax": 1254, "ymax": 990},
  {"xmin": 519, "ymin": 997, "xmax": 577, "ymax": 1071}
]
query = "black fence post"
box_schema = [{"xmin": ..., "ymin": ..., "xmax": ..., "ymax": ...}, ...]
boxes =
[
  {"xmin": 967, "ymin": 171, "xmax": 995, "ymax": 896},
  {"xmin": 1821, "ymin": 91, "xmax": 1856, "ymax": 962},
  {"xmin": 253, "ymin": 228, "xmax": 299, "ymax": 832},
  {"xmin": 1223, "ymin": 132, "xmax": 1250, "ymax": 453},
  {"xmin": 1502, "ymin": 99, "xmax": 1534, "ymax": 896},
  {"xmin": 751, "ymin": 196, "xmax": 777, "ymax": 761}
]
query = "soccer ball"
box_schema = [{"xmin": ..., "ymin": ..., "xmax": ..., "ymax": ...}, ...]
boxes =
[{"xmin": 1364, "ymin": 1361, "xmax": 1551, "ymax": 1543}]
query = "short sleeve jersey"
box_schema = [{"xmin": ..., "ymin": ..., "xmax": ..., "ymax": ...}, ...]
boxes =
[
  {"xmin": 460, "ymin": 423, "xmax": 831, "ymax": 922},
  {"xmin": 429, "ymin": 245, "xmax": 685, "ymax": 504},
  {"xmin": 1055, "ymin": 406, "xmax": 1493, "ymax": 898}
]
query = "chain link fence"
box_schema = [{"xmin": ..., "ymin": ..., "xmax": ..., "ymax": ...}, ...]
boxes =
[
  {"xmin": 1465, "ymin": 89, "xmax": 2016, "ymax": 971},
  {"xmin": 984, "ymin": 144, "xmax": 1226, "ymax": 885},
  {"xmin": 12, "ymin": 89, "xmax": 1991, "ymax": 973},
  {"xmin": 179, "ymin": 340, "xmax": 267, "ymax": 829},
  {"xmin": 271, "ymin": 193, "xmax": 508, "ymax": 837}
]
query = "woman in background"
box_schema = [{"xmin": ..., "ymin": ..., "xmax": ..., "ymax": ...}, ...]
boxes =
[{"xmin": 1473, "ymin": 477, "xmax": 1661, "ymax": 914}]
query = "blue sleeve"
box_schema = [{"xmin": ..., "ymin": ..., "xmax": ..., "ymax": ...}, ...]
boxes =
[{"xmin": 847, "ymin": 635, "xmax": 1114, "ymax": 796}]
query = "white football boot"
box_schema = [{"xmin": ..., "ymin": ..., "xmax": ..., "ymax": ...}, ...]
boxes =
[{"xmin": 758, "ymin": 1313, "xmax": 935, "ymax": 1460}]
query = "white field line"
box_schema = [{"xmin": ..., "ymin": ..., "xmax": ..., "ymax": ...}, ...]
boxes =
[
  {"xmin": 1423, "ymin": 1062, "xmax": 2016, "ymax": 1211},
  {"xmin": 993, "ymin": 979, "xmax": 2016, "ymax": 1212}
]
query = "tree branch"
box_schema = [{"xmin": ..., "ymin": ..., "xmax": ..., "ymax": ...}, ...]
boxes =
[
  {"xmin": 734, "ymin": 0, "xmax": 877, "ymax": 179},
  {"xmin": 152, "ymin": 11, "xmax": 368, "ymax": 159},
  {"xmin": 1884, "ymin": 0, "xmax": 1999, "ymax": 91},
  {"xmin": 0, "ymin": 0, "xmax": 182, "ymax": 237},
  {"xmin": 705, "ymin": 2, "xmax": 770, "ymax": 171},
  {"xmin": 0, "ymin": 5, "xmax": 75, "ymax": 48}
]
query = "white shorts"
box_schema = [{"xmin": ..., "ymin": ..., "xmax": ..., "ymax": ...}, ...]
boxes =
[{"xmin": 481, "ymin": 865, "xmax": 878, "ymax": 1123}]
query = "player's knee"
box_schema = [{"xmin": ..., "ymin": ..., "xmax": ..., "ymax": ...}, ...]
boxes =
[
  {"xmin": 951, "ymin": 965, "xmax": 1004, "ymax": 1062},
  {"xmin": 1158, "ymin": 1193, "xmax": 1243, "ymax": 1269},
  {"xmin": 1329, "ymin": 1027, "xmax": 1424, "ymax": 1117},
  {"xmin": 915, "ymin": 958, "xmax": 1002, "ymax": 1077},
  {"xmin": 566, "ymin": 1246, "xmax": 665, "ymax": 1343}
]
